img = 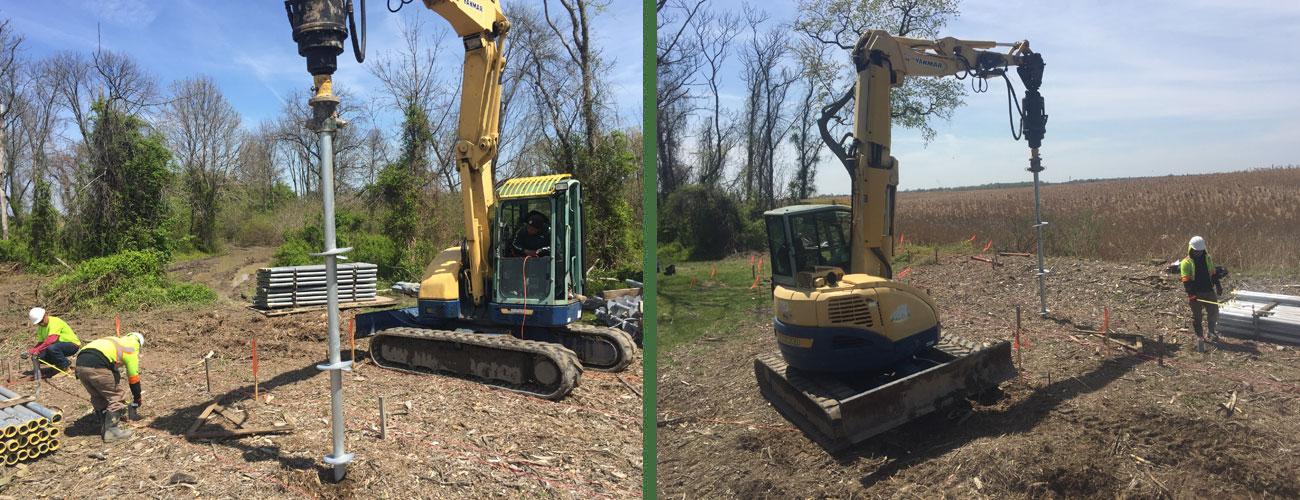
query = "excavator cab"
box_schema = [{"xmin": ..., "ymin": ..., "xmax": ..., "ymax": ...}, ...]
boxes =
[
  {"xmin": 765, "ymin": 204, "xmax": 853, "ymax": 289},
  {"xmin": 490, "ymin": 174, "xmax": 585, "ymax": 327}
]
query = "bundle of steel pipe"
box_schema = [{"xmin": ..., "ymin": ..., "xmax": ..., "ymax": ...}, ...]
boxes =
[
  {"xmin": 254, "ymin": 263, "xmax": 379, "ymax": 308},
  {"xmin": 0, "ymin": 387, "xmax": 62, "ymax": 465},
  {"xmin": 1218, "ymin": 290, "xmax": 1300, "ymax": 345}
]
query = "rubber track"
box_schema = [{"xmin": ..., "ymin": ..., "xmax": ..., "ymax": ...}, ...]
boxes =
[
  {"xmin": 372, "ymin": 327, "xmax": 582, "ymax": 400},
  {"xmin": 557, "ymin": 324, "xmax": 638, "ymax": 372}
]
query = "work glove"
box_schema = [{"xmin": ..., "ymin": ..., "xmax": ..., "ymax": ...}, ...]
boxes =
[{"xmin": 1188, "ymin": 294, "xmax": 1197, "ymax": 303}]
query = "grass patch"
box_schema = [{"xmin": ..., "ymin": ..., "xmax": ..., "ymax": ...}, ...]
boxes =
[{"xmin": 656, "ymin": 254, "xmax": 773, "ymax": 352}]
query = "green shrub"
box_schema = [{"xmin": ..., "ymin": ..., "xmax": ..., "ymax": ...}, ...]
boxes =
[
  {"xmin": 43, "ymin": 250, "xmax": 215, "ymax": 311},
  {"xmin": 0, "ymin": 238, "xmax": 29, "ymax": 264},
  {"xmin": 657, "ymin": 241, "xmax": 689, "ymax": 265},
  {"xmin": 224, "ymin": 213, "xmax": 283, "ymax": 247}
]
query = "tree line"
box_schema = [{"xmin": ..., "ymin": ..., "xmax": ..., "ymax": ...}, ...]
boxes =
[{"xmin": 0, "ymin": 1, "xmax": 642, "ymax": 284}]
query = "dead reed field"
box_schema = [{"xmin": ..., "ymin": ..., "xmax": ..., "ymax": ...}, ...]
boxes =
[{"xmin": 895, "ymin": 167, "xmax": 1300, "ymax": 273}]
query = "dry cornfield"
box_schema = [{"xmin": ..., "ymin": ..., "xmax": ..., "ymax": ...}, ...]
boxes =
[{"xmin": 895, "ymin": 167, "xmax": 1300, "ymax": 273}]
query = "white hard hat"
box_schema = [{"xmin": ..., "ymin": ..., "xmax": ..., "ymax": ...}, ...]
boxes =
[
  {"xmin": 125, "ymin": 331, "xmax": 145, "ymax": 349},
  {"xmin": 28, "ymin": 308, "xmax": 45, "ymax": 326},
  {"xmin": 1189, "ymin": 236, "xmax": 1207, "ymax": 251}
]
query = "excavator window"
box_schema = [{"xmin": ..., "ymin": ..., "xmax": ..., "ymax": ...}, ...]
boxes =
[
  {"xmin": 496, "ymin": 198, "xmax": 555, "ymax": 303},
  {"xmin": 766, "ymin": 216, "xmax": 793, "ymax": 278},
  {"xmin": 789, "ymin": 210, "xmax": 852, "ymax": 274}
]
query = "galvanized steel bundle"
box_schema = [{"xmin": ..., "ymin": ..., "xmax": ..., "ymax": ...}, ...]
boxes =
[
  {"xmin": 1218, "ymin": 291, "xmax": 1300, "ymax": 345},
  {"xmin": 0, "ymin": 387, "xmax": 62, "ymax": 465},
  {"xmin": 254, "ymin": 263, "xmax": 379, "ymax": 308}
]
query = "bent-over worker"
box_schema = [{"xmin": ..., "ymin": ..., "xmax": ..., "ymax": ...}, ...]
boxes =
[
  {"xmin": 1180, "ymin": 236, "xmax": 1224, "ymax": 349},
  {"xmin": 24, "ymin": 307, "xmax": 81, "ymax": 373},
  {"xmin": 75, "ymin": 332, "xmax": 145, "ymax": 443}
]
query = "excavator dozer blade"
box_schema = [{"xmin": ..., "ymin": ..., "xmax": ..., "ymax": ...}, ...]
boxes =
[{"xmin": 755, "ymin": 334, "xmax": 1016, "ymax": 452}]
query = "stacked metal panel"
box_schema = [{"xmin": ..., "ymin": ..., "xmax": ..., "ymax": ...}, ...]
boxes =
[
  {"xmin": 254, "ymin": 263, "xmax": 379, "ymax": 309},
  {"xmin": 0, "ymin": 387, "xmax": 61, "ymax": 465},
  {"xmin": 1218, "ymin": 291, "xmax": 1300, "ymax": 345}
]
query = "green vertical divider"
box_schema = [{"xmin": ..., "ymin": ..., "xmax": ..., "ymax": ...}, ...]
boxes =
[{"xmin": 642, "ymin": 0, "xmax": 657, "ymax": 498}]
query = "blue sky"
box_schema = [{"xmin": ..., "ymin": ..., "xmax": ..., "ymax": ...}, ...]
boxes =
[
  {"xmin": 691, "ymin": 0, "xmax": 1300, "ymax": 192},
  {"xmin": 0, "ymin": 0, "xmax": 642, "ymax": 132}
]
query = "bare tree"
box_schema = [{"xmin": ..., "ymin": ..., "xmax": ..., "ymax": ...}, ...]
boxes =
[
  {"xmin": 367, "ymin": 16, "xmax": 458, "ymax": 193},
  {"xmin": 91, "ymin": 49, "xmax": 164, "ymax": 118},
  {"xmin": 655, "ymin": 0, "xmax": 705, "ymax": 199},
  {"xmin": 515, "ymin": 2, "xmax": 580, "ymax": 163},
  {"xmin": 740, "ymin": 12, "xmax": 797, "ymax": 209},
  {"xmin": 496, "ymin": 2, "xmax": 549, "ymax": 180},
  {"xmin": 542, "ymin": 0, "xmax": 605, "ymax": 152},
  {"xmin": 236, "ymin": 122, "xmax": 284, "ymax": 213},
  {"xmin": 273, "ymin": 87, "xmax": 365, "ymax": 197},
  {"xmin": 0, "ymin": 19, "xmax": 22, "ymax": 239},
  {"xmin": 788, "ymin": 37, "xmax": 842, "ymax": 201},
  {"xmin": 163, "ymin": 75, "xmax": 242, "ymax": 250},
  {"xmin": 691, "ymin": 7, "xmax": 741, "ymax": 190},
  {"xmin": 794, "ymin": 0, "xmax": 966, "ymax": 142}
]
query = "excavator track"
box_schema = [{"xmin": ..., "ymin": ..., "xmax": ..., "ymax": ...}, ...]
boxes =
[
  {"xmin": 553, "ymin": 324, "xmax": 637, "ymax": 372},
  {"xmin": 372, "ymin": 327, "xmax": 582, "ymax": 400},
  {"xmin": 755, "ymin": 333, "xmax": 1016, "ymax": 452}
]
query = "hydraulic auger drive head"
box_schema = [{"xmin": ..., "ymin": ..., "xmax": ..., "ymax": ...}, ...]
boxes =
[{"xmin": 285, "ymin": 0, "xmax": 366, "ymax": 76}]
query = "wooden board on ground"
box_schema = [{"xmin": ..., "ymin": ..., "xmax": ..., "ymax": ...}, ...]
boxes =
[
  {"xmin": 247, "ymin": 296, "xmax": 400, "ymax": 317},
  {"xmin": 185, "ymin": 401, "xmax": 296, "ymax": 440},
  {"xmin": 0, "ymin": 396, "xmax": 34, "ymax": 410},
  {"xmin": 601, "ymin": 288, "xmax": 643, "ymax": 300}
]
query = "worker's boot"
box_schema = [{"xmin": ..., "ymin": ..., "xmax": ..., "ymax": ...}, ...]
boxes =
[
  {"xmin": 93, "ymin": 408, "xmax": 107, "ymax": 427},
  {"xmin": 102, "ymin": 409, "xmax": 133, "ymax": 443},
  {"xmin": 1208, "ymin": 324, "xmax": 1220, "ymax": 342}
]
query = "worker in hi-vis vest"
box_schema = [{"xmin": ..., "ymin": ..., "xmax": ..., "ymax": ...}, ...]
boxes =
[
  {"xmin": 24, "ymin": 307, "xmax": 81, "ymax": 373},
  {"xmin": 1180, "ymin": 236, "xmax": 1224, "ymax": 352},
  {"xmin": 74, "ymin": 332, "xmax": 144, "ymax": 443}
]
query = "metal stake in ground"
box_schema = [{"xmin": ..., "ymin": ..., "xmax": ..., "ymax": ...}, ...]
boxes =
[
  {"xmin": 204, "ymin": 357, "xmax": 211, "ymax": 394},
  {"xmin": 32, "ymin": 356, "xmax": 40, "ymax": 401},
  {"xmin": 379, "ymin": 396, "xmax": 386, "ymax": 440}
]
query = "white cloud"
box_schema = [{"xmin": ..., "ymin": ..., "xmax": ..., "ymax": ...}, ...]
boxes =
[{"xmin": 81, "ymin": 0, "xmax": 160, "ymax": 28}]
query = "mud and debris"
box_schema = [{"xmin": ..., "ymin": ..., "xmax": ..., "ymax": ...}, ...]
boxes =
[
  {"xmin": 1, "ymin": 247, "xmax": 642, "ymax": 499},
  {"xmin": 658, "ymin": 253, "xmax": 1300, "ymax": 499}
]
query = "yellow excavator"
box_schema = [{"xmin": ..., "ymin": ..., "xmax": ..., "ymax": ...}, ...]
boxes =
[
  {"xmin": 285, "ymin": 0, "xmax": 636, "ymax": 401},
  {"xmin": 755, "ymin": 30, "xmax": 1046, "ymax": 449}
]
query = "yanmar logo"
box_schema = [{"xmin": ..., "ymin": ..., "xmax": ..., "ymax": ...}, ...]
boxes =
[
  {"xmin": 906, "ymin": 56, "xmax": 943, "ymax": 70},
  {"xmin": 462, "ymin": 0, "xmax": 485, "ymax": 13}
]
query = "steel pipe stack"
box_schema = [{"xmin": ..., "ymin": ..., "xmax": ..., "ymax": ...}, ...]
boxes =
[
  {"xmin": 1218, "ymin": 291, "xmax": 1300, "ymax": 345},
  {"xmin": 253, "ymin": 263, "xmax": 378, "ymax": 308},
  {"xmin": 0, "ymin": 387, "xmax": 62, "ymax": 465}
]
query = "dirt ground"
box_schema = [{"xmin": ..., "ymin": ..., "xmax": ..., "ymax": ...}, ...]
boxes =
[
  {"xmin": 0, "ymin": 247, "xmax": 643, "ymax": 499},
  {"xmin": 657, "ymin": 253, "xmax": 1300, "ymax": 499}
]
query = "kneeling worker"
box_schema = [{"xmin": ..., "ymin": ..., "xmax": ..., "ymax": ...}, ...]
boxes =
[
  {"xmin": 24, "ymin": 307, "xmax": 81, "ymax": 374},
  {"xmin": 74, "ymin": 332, "xmax": 145, "ymax": 443}
]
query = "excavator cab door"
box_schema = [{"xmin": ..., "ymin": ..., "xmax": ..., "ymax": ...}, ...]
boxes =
[{"xmin": 489, "ymin": 176, "xmax": 584, "ymax": 327}]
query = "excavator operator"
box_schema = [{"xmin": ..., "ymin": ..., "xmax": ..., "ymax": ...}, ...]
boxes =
[{"xmin": 510, "ymin": 211, "xmax": 552, "ymax": 258}]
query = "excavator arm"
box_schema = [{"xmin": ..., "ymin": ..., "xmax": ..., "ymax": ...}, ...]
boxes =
[
  {"xmin": 825, "ymin": 30, "xmax": 1046, "ymax": 279},
  {"xmin": 422, "ymin": 0, "xmax": 510, "ymax": 306}
]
